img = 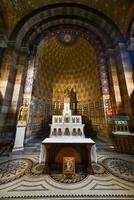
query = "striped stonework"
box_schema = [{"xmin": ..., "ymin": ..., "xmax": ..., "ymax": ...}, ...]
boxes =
[
  {"xmin": 115, "ymin": 43, "xmax": 134, "ymax": 116},
  {"xmin": 11, "ymin": 48, "xmax": 29, "ymax": 127},
  {"xmin": 107, "ymin": 49, "xmax": 122, "ymax": 114},
  {"xmin": 0, "ymin": 45, "xmax": 18, "ymax": 132}
]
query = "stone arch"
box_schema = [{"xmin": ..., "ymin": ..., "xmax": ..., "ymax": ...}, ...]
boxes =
[
  {"xmin": 6, "ymin": 3, "xmax": 125, "ymax": 120},
  {"xmin": 9, "ymin": 2, "xmax": 124, "ymax": 47},
  {"xmin": 124, "ymin": 4, "xmax": 134, "ymax": 37}
]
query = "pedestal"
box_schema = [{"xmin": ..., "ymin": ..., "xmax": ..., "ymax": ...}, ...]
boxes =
[{"xmin": 12, "ymin": 121, "xmax": 26, "ymax": 151}]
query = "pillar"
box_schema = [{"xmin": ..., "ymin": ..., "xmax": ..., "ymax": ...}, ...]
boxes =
[
  {"xmin": 127, "ymin": 37, "xmax": 134, "ymax": 116},
  {"xmin": 99, "ymin": 52, "xmax": 111, "ymax": 122},
  {"xmin": 116, "ymin": 43, "xmax": 134, "ymax": 116},
  {"xmin": 106, "ymin": 49, "xmax": 122, "ymax": 114},
  {"xmin": 0, "ymin": 41, "xmax": 18, "ymax": 133},
  {"xmin": 10, "ymin": 47, "xmax": 29, "ymax": 127},
  {"xmin": 23, "ymin": 56, "xmax": 36, "ymax": 141},
  {"xmin": 0, "ymin": 47, "xmax": 6, "ymax": 111}
]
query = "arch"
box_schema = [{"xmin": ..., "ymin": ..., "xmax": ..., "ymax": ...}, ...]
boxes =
[
  {"xmin": 28, "ymin": 25, "xmax": 106, "ymax": 56},
  {"xmin": 124, "ymin": 4, "xmax": 134, "ymax": 37},
  {"xmin": 0, "ymin": 2, "xmax": 8, "ymax": 31},
  {"xmin": 55, "ymin": 146, "xmax": 82, "ymax": 163},
  {"xmin": 22, "ymin": 18, "xmax": 112, "ymax": 51},
  {"xmin": 31, "ymin": 27, "xmax": 109, "ymax": 98},
  {"xmin": 0, "ymin": 1, "xmax": 133, "ymax": 140},
  {"xmin": 9, "ymin": 2, "xmax": 124, "ymax": 48},
  {"xmin": 127, "ymin": 19, "xmax": 134, "ymax": 37}
]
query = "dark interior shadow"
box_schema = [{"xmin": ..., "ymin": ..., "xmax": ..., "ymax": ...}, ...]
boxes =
[
  {"xmin": 39, "ymin": 115, "xmax": 52, "ymax": 138},
  {"xmin": 0, "ymin": 91, "xmax": 3, "ymax": 112},
  {"xmin": 82, "ymin": 116, "xmax": 97, "ymax": 138},
  {"xmin": 129, "ymin": 90, "xmax": 134, "ymax": 132},
  {"xmin": 130, "ymin": 90, "xmax": 134, "ymax": 117}
]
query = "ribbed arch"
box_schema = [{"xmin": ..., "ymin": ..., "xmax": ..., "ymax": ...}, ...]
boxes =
[
  {"xmin": 9, "ymin": 2, "xmax": 124, "ymax": 49},
  {"xmin": 28, "ymin": 24, "xmax": 105, "ymax": 57},
  {"xmin": 22, "ymin": 18, "xmax": 111, "ymax": 53}
]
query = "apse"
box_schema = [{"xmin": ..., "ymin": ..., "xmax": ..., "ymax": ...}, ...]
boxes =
[{"xmin": 34, "ymin": 29, "xmax": 102, "ymax": 104}]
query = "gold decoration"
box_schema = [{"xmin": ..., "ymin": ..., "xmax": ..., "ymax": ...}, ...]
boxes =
[
  {"xmin": 64, "ymin": 34, "xmax": 72, "ymax": 42},
  {"xmin": 18, "ymin": 100, "xmax": 28, "ymax": 121},
  {"xmin": 63, "ymin": 157, "xmax": 75, "ymax": 176},
  {"xmin": 35, "ymin": 36, "xmax": 101, "ymax": 103}
]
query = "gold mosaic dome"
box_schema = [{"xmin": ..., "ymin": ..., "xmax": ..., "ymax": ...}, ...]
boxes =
[{"xmin": 35, "ymin": 32, "xmax": 101, "ymax": 102}]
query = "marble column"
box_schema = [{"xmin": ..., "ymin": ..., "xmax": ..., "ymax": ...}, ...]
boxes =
[
  {"xmin": 23, "ymin": 56, "xmax": 35, "ymax": 101},
  {"xmin": 99, "ymin": 53, "xmax": 111, "ymax": 122},
  {"xmin": 115, "ymin": 43, "xmax": 134, "ymax": 116},
  {"xmin": 23, "ymin": 57, "xmax": 36, "ymax": 140},
  {"xmin": 11, "ymin": 47, "xmax": 29, "ymax": 127},
  {"xmin": 0, "ymin": 41, "xmax": 18, "ymax": 133},
  {"xmin": 127, "ymin": 37, "xmax": 134, "ymax": 116},
  {"xmin": 0, "ymin": 47, "xmax": 6, "ymax": 111},
  {"xmin": 106, "ymin": 49, "xmax": 122, "ymax": 114}
]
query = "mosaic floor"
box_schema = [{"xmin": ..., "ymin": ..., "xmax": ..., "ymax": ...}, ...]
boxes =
[{"xmin": 0, "ymin": 138, "xmax": 134, "ymax": 200}]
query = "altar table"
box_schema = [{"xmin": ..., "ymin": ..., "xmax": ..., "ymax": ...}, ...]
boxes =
[{"xmin": 39, "ymin": 137, "xmax": 97, "ymax": 175}]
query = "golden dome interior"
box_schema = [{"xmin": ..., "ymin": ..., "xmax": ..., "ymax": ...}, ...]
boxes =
[{"xmin": 35, "ymin": 34, "xmax": 101, "ymax": 102}]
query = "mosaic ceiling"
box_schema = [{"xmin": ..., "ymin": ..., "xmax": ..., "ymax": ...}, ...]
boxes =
[
  {"xmin": 0, "ymin": 0, "xmax": 133, "ymax": 35},
  {"xmin": 34, "ymin": 32, "xmax": 101, "ymax": 102}
]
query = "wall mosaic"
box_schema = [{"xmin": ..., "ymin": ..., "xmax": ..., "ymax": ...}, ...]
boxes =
[{"xmin": 34, "ymin": 34, "xmax": 101, "ymax": 103}]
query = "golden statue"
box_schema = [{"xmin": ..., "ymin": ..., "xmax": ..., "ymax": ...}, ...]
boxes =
[{"xmin": 18, "ymin": 101, "xmax": 28, "ymax": 121}]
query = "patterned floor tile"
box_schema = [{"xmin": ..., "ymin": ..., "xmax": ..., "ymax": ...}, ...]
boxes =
[{"xmin": 0, "ymin": 139, "xmax": 133, "ymax": 199}]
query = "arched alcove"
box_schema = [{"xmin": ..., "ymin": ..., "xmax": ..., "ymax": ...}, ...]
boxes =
[
  {"xmin": 49, "ymin": 144, "xmax": 87, "ymax": 173},
  {"xmin": 34, "ymin": 31, "xmax": 102, "ymax": 103},
  {"xmin": 0, "ymin": 1, "xmax": 133, "ymax": 141}
]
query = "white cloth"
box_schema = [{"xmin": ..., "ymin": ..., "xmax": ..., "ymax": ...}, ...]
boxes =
[
  {"xmin": 39, "ymin": 137, "xmax": 97, "ymax": 163},
  {"xmin": 91, "ymin": 144, "xmax": 97, "ymax": 163},
  {"xmin": 39, "ymin": 144, "xmax": 46, "ymax": 163}
]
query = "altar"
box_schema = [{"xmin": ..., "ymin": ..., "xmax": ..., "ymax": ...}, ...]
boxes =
[
  {"xmin": 50, "ymin": 97, "xmax": 85, "ymax": 137},
  {"xmin": 39, "ymin": 137, "xmax": 97, "ymax": 174},
  {"xmin": 39, "ymin": 94, "xmax": 97, "ymax": 175}
]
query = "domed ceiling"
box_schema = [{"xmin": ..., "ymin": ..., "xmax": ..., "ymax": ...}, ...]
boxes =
[{"xmin": 34, "ymin": 30, "xmax": 101, "ymax": 103}]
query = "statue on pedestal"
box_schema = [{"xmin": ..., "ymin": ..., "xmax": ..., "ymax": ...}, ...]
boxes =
[
  {"xmin": 18, "ymin": 100, "xmax": 28, "ymax": 121},
  {"xmin": 13, "ymin": 100, "xmax": 29, "ymax": 151}
]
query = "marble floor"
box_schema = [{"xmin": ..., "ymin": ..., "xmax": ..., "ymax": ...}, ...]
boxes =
[{"xmin": 0, "ymin": 136, "xmax": 134, "ymax": 200}]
